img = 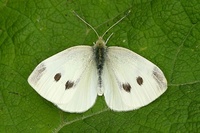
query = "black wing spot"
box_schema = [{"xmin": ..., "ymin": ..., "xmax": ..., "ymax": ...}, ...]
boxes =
[
  {"xmin": 152, "ymin": 67, "xmax": 167, "ymax": 89},
  {"xmin": 137, "ymin": 76, "xmax": 143, "ymax": 85},
  {"xmin": 65, "ymin": 81, "xmax": 74, "ymax": 89},
  {"xmin": 54, "ymin": 73, "xmax": 61, "ymax": 81},
  {"xmin": 153, "ymin": 67, "xmax": 164, "ymax": 81},
  {"xmin": 122, "ymin": 83, "xmax": 131, "ymax": 92},
  {"xmin": 37, "ymin": 64, "xmax": 46, "ymax": 73},
  {"xmin": 31, "ymin": 63, "xmax": 46, "ymax": 83}
]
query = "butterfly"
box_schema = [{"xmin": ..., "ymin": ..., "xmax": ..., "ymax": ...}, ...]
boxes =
[{"xmin": 28, "ymin": 10, "xmax": 167, "ymax": 113}]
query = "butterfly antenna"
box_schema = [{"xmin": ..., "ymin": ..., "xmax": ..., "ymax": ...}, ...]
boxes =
[
  {"xmin": 105, "ymin": 33, "xmax": 114, "ymax": 44},
  {"xmin": 102, "ymin": 10, "xmax": 131, "ymax": 38},
  {"xmin": 72, "ymin": 10, "xmax": 100, "ymax": 38}
]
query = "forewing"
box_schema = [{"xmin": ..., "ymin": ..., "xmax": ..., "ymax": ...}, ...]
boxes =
[
  {"xmin": 56, "ymin": 60, "xmax": 98, "ymax": 112},
  {"xmin": 28, "ymin": 46, "xmax": 98, "ymax": 112},
  {"xmin": 103, "ymin": 46, "xmax": 167, "ymax": 111}
]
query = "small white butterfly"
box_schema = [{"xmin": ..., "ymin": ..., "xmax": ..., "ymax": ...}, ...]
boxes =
[{"xmin": 28, "ymin": 10, "xmax": 167, "ymax": 113}]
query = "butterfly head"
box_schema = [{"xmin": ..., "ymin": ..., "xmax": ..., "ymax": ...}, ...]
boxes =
[{"xmin": 94, "ymin": 37, "xmax": 106, "ymax": 48}]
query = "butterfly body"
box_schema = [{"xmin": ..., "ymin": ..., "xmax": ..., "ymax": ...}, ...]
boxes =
[{"xmin": 93, "ymin": 37, "xmax": 107, "ymax": 95}]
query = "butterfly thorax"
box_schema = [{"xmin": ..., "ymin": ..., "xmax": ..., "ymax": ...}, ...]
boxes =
[{"xmin": 93, "ymin": 37, "xmax": 107, "ymax": 94}]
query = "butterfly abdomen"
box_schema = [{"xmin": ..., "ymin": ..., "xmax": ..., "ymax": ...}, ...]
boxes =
[{"xmin": 94, "ymin": 46, "xmax": 106, "ymax": 87}]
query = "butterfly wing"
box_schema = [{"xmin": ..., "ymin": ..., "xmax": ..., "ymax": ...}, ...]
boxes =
[
  {"xmin": 102, "ymin": 46, "xmax": 167, "ymax": 111},
  {"xmin": 28, "ymin": 46, "xmax": 98, "ymax": 112}
]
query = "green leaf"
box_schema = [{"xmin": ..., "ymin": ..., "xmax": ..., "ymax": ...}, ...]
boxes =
[{"xmin": 0, "ymin": 0, "xmax": 200, "ymax": 132}]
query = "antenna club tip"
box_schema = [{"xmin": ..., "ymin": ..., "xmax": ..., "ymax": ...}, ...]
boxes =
[
  {"xmin": 71, "ymin": 10, "xmax": 78, "ymax": 16},
  {"xmin": 125, "ymin": 9, "xmax": 131, "ymax": 16}
]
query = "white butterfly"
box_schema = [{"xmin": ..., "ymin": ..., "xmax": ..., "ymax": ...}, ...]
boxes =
[{"xmin": 28, "ymin": 10, "xmax": 167, "ymax": 113}]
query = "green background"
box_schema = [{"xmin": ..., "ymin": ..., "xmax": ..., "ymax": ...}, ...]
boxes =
[{"xmin": 0, "ymin": 0, "xmax": 200, "ymax": 132}]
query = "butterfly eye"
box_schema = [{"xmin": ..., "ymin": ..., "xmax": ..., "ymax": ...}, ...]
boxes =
[
  {"xmin": 65, "ymin": 81, "xmax": 74, "ymax": 89},
  {"xmin": 136, "ymin": 76, "xmax": 143, "ymax": 85},
  {"xmin": 122, "ymin": 83, "xmax": 131, "ymax": 92},
  {"xmin": 54, "ymin": 73, "xmax": 61, "ymax": 81}
]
